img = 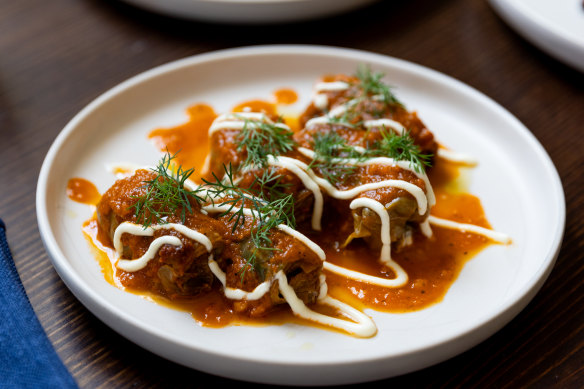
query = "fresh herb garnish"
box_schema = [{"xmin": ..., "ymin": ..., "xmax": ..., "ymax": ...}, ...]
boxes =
[
  {"xmin": 202, "ymin": 164, "xmax": 261, "ymax": 232},
  {"xmin": 366, "ymin": 130, "xmax": 433, "ymax": 173},
  {"xmin": 307, "ymin": 128, "xmax": 432, "ymax": 183},
  {"xmin": 322, "ymin": 66, "xmax": 402, "ymax": 128},
  {"xmin": 131, "ymin": 152, "xmax": 203, "ymax": 228},
  {"xmin": 354, "ymin": 64, "xmax": 403, "ymax": 108},
  {"xmin": 201, "ymin": 164, "xmax": 296, "ymax": 281},
  {"xmin": 213, "ymin": 114, "xmax": 298, "ymax": 280},
  {"xmin": 327, "ymin": 107, "xmax": 362, "ymax": 128},
  {"xmin": 235, "ymin": 117, "xmax": 296, "ymax": 169},
  {"xmin": 253, "ymin": 167, "xmax": 293, "ymax": 201},
  {"xmin": 308, "ymin": 131, "xmax": 366, "ymax": 184},
  {"xmin": 247, "ymin": 191, "xmax": 296, "ymax": 278}
]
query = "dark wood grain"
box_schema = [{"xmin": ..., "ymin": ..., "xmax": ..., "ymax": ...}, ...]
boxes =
[{"xmin": 1, "ymin": 0, "xmax": 583, "ymax": 387}]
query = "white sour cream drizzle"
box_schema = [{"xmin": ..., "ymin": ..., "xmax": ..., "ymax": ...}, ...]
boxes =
[
  {"xmin": 275, "ymin": 271, "xmax": 377, "ymax": 337},
  {"xmin": 207, "ymin": 114, "xmax": 324, "ymax": 231},
  {"xmin": 428, "ymin": 216, "xmax": 512, "ymax": 244},
  {"xmin": 113, "ymin": 222, "xmax": 212, "ymax": 272},
  {"xmin": 266, "ymin": 155, "xmax": 323, "ymax": 231},
  {"xmin": 314, "ymin": 81, "xmax": 350, "ymax": 92},
  {"xmin": 363, "ymin": 118, "xmax": 406, "ymax": 134},
  {"xmin": 209, "ymin": 112, "xmax": 289, "ymax": 136},
  {"xmin": 248, "ymin": 154, "xmax": 421, "ymax": 288},
  {"xmin": 305, "ymin": 108, "xmax": 405, "ymax": 134},
  {"xmin": 107, "ymin": 97, "xmax": 510, "ymax": 335},
  {"xmin": 112, "ymin": 203, "xmax": 376, "ymax": 336},
  {"xmin": 312, "ymin": 81, "xmax": 350, "ymax": 109},
  {"xmin": 308, "ymin": 80, "xmax": 403, "ymax": 136},
  {"xmin": 204, "ymin": 110, "xmax": 503, "ymax": 289},
  {"xmin": 437, "ymin": 148, "xmax": 479, "ymax": 166},
  {"xmin": 296, "ymin": 147, "xmax": 436, "ymax": 208},
  {"xmin": 327, "ymin": 197, "xmax": 409, "ymax": 287},
  {"xmin": 207, "ymin": 257, "xmax": 376, "ymax": 337},
  {"xmin": 207, "ymin": 257, "xmax": 272, "ymax": 301}
]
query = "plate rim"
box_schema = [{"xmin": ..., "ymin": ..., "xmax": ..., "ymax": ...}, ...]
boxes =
[
  {"xmin": 119, "ymin": 0, "xmax": 380, "ymax": 24},
  {"xmin": 36, "ymin": 44, "xmax": 566, "ymax": 383}
]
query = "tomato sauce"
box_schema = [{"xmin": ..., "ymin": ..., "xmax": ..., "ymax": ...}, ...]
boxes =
[
  {"xmin": 274, "ymin": 88, "xmax": 298, "ymax": 105},
  {"xmin": 148, "ymin": 104, "xmax": 217, "ymax": 181},
  {"xmin": 79, "ymin": 90, "xmax": 500, "ymax": 330},
  {"xmin": 83, "ymin": 219, "xmax": 320, "ymax": 328},
  {"xmin": 67, "ymin": 178, "xmax": 101, "ymax": 205},
  {"xmin": 147, "ymin": 89, "xmax": 301, "ymax": 182}
]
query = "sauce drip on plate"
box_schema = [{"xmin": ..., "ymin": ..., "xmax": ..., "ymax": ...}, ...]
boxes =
[
  {"xmin": 67, "ymin": 178, "xmax": 100, "ymax": 205},
  {"xmin": 148, "ymin": 104, "xmax": 217, "ymax": 180},
  {"xmin": 76, "ymin": 82, "xmax": 510, "ymax": 336}
]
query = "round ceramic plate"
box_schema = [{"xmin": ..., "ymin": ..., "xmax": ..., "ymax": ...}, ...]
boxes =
[
  {"xmin": 37, "ymin": 45, "xmax": 565, "ymax": 385},
  {"xmin": 489, "ymin": 0, "xmax": 584, "ymax": 72},
  {"xmin": 119, "ymin": 0, "xmax": 379, "ymax": 23}
]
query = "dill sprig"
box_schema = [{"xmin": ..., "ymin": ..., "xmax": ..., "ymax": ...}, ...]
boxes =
[
  {"xmin": 308, "ymin": 131, "xmax": 366, "ymax": 184},
  {"xmin": 201, "ymin": 164, "xmax": 263, "ymax": 232},
  {"xmin": 241, "ymin": 189, "xmax": 295, "ymax": 281},
  {"xmin": 247, "ymin": 192, "xmax": 295, "ymax": 280},
  {"xmin": 230, "ymin": 116, "xmax": 297, "ymax": 278},
  {"xmin": 307, "ymin": 129, "xmax": 432, "ymax": 183},
  {"xmin": 366, "ymin": 130, "xmax": 433, "ymax": 173},
  {"xmin": 131, "ymin": 152, "xmax": 203, "ymax": 228},
  {"xmin": 327, "ymin": 107, "xmax": 362, "ymax": 128},
  {"xmin": 354, "ymin": 64, "xmax": 403, "ymax": 108},
  {"xmin": 235, "ymin": 117, "xmax": 296, "ymax": 169},
  {"xmin": 253, "ymin": 167, "xmax": 293, "ymax": 201},
  {"xmin": 201, "ymin": 164, "xmax": 296, "ymax": 281},
  {"xmin": 323, "ymin": 66, "xmax": 402, "ymax": 128}
]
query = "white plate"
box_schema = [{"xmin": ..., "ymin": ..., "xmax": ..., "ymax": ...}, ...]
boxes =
[
  {"xmin": 36, "ymin": 45, "xmax": 565, "ymax": 385},
  {"xmin": 489, "ymin": 0, "xmax": 584, "ymax": 72},
  {"xmin": 119, "ymin": 0, "xmax": 379, "ymax": 23}
]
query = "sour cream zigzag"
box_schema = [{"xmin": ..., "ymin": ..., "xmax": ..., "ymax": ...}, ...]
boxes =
[
  {"xmin": 271, "ymin": 155, "xmax": 419, "ymax": 288},
  {"xmin": 208, "ymin": 112, "xmax": 291, "ymax": 136},
  {"xmin": 266, "ymin": 155, "xmax": 324, "ymax": 231},
  {"xmin": 198, "ymin": 149, "xmax": 425, "ymax": 290},
  {"xmin": 206, "ymin": 113, "xmax": 326, "ymax": 231},
  {"xmin": 208, "ymin": 257, "xmax": 378, "ymax": 337},
  {"xmin": 208, "ymin": 257, "xmax": 272, "ymax": 301},
  {"xmin": 296, "ymin": 147, "xmax": 436, "ymax": 208},
  {"xmin": 111, "ymin": 209, "xmax": 375, "ymax": 336},
  {"xmin": 114, "ymin": 103, "xmax": 509, "ymax": 299},
  {"xmin": 113, "ymin": 222, "xmax": 212, "ymax": 272},
  {"xmin": 308, "ymin": 80, "xmax": 405, "ymax": 135},
  {"xmin": 340, "ymin": 197, "xmax": 409, "ymax": 287},
  {"xmin": 436, "ymin": 148, "xmax": 478, "ymax": 166},
  {"xmin": 276, "ymin": 271, "xmax": 377, "ymax": 338},
  {"xmin": 312, "ymin": 81, "xmax": 350, "ymax": 109},
  {"xmin": 428, "ymin": 216, "xmax": 512, "ymax": 244}
]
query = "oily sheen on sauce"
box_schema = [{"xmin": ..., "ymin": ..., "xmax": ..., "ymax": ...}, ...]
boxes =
[{"xmin": 68, "ymin": 83, "xmax": 510, "ymax": 337}]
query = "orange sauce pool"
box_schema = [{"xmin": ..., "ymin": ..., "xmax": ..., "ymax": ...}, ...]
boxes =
[
  {"xmin": 147, "ymin": 89, "xmax": 301, "ymax": 181},
  {"xmin": 83, "ymin": 219, "xmax": 347, "ymax": 332},
  {"xmin": 148, "ymin": 104, "xmax": 217, "ymax": 181},
  {"xmin": 323, "ymin": 197, "xmax": 490, "ymax": 312},
  {"xmin": 274, "ymin": 88, "xmax": 298, "ymax": 105},
  {"xmin": 78, "ymin": 92, "xmax": 503, "ymax": 331},
  {"xmin": 82, "ymin": 162, "xmax": 493, "ymax": 328},
  {"xmin": 67, "ymin": 178, "xmax": 101, "ymax": 205}
]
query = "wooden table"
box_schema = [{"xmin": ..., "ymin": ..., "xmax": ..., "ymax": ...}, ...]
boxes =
[{"xmin": 1, "ymin": 0, "xmax": 583, "ymax": 387}]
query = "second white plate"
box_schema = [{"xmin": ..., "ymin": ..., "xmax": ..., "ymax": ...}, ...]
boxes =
[
  {"xmin": 489, "ymin": 0, "xmax": 584, "ymax": 72},
  {"xmin": 37, "ymin": 45, "xmax": 565, "ymax": 385},
  {"xmin": 119, "ymin": 0, "xmax": 379, "ymax": 24}
]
